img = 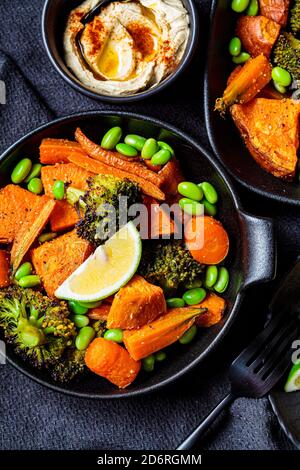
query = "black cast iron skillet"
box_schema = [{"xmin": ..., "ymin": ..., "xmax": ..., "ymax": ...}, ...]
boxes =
[
  {"xmin": 204, "ymin": 0, "xmax": 300, "ymax": 206},
  {"xmin": 42, "ymin": 0, "xmax": 199, "ymax": 103},
  {"xmin": 0, "ymin": 111, "xmax": 276, "ymax": 398}
]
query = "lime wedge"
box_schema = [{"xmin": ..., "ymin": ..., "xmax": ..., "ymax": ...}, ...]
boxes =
[{"xmin": 55, "ymin": 222, "xmax": 141, "ymax": 302}]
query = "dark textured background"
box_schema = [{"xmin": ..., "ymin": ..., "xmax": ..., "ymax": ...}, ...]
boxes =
[{"xmin": 0, "ymin": 0, "xmax": 299, "ymax": 451}]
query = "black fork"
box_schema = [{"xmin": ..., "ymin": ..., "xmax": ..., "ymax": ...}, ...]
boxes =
[{"xmin": 177, "ymin": 309, "xmax": 300, "ymax": 450}]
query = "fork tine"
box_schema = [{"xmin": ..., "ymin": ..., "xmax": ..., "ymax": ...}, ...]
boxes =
[
  {"xmin": 233, "ymin": 310, "xmax": 287, "ymax": 367},
  {"xmin": 250, "ymin": 317, "xmax": 299, "ymax": 372},
  {"xmin": 258, "ymin": 328, "xmax": 299, "ymax": 379},
  {"xmin": 262, "ymin": 343, "xmax": 298, "ymax": 391}
]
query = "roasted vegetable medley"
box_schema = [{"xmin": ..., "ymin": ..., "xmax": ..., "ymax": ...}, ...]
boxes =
[
  {"xmin": 216, "ymin": 0, "xmax": 300, "ymax": 181},
  {"xmin": 0, "ymin": 125, "xmax": 230, "ymax": 389}
]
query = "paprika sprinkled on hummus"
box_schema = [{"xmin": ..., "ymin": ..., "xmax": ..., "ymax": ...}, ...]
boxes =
[{"xmin": 64, "ymin": 0, "xmax": 190, "ymax": 96}]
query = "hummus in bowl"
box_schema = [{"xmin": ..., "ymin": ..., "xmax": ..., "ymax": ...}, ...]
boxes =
[{"xmin": 63, "ymin": 0, "xmax": 190, "ymax": 96}]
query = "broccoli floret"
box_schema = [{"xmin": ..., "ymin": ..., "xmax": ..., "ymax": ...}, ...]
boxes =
[
  {"xmin": 76, "ymin": 175, "xmax": 142, "ymax": 246},
  {"xmin": 290, "ymin": 0, "xmax": 300, "ymax": 37},
  {"xmin": 139, "ymin": 240, "xmax": 205, "ymax": 296},
  {"xmin": 0, "ymin": 286, "xmax": 76, "ymax": 370},
  {"xmin": 51, "ymin": 349, "xmax": 86, "ymax": 383},
  {"xmin": 92, "ymin": 319, "xmax": 107, "ymax": 337},
  {"xmin": 273, "ymin": 32, "xmax": 300, "ymax": 81}
]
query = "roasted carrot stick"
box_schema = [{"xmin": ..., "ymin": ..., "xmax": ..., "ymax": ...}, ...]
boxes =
[
  {"xmin": 75, "ymin": 128, "xmax": 163, "ymax": 188},
  {"xmin": 184, "ymin": 216, "xmax": 229, "ymax": 265},
  {"xmin": 215, "ymin": 54, "xmax": 272, "ymax": 114},
  {"xmin": 85, "ymin": 338, "xmax": 141, "ymax": 388},
  {"xmin": 68, "ymin": 153, "xmax": 165, "ymax": 201},
  {"xmin": 11, "ymin": 196, "xmax": 56, "ymax": 273},
  {"xmin": 123, "ymin": 307, "xmax": 205, "ymax": 361},
  {"xmin": 0, "ymin": 250, "xmax": 10, "ymax": 287},
  {"xmin": 40, "ymin": 138, "xmax": 89, "ymax": 164}
]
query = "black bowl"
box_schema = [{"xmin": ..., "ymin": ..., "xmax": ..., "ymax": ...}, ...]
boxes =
[
  {"xmin": 204, "ymin": 0, "xmax": 300, "ymax": 206},
  {"xmin": 42, "ymin": 0, "xmax": 199, "ymax": 103},
  {"xmin": 0, "ymin": 111, "xmax": 276, "ymax": 398}
]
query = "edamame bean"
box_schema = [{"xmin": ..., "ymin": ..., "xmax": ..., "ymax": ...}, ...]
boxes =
[
  {"xmin": 229, "ymin": 37, "xmax": 242, "ymax": 57},
  {"xmin": 151, "ymin": 149, "xmax": 171, "ymax": 166},
  {"xmin": 38, "ymin": 232, "xmax": 57, "ymax": 243},
  {"xmin": 124, "ymin": 134, "xmax": 146, "ymax": 151},
  {"xmin": 24, "ymin": 163, "xmax": 42, "ymax": 183},
  {"xmin": 179, "ymin": 325, "xmax": 197, "ymax": 344},
  {"xmin": 27, "ymin": 177, "xmax": 43, "ymax": 194},
  {"xmin": 104, "ymin": 328, "xmax": 123, "ymax": 343},
  {"xmin": 273, "ymin": 81, "xmax": 287, "ymax": 94},
  {"xmin": 116, "ymin": 143, "xmax": 138, "ymax": 157},
  {"xmin": 214, "ymin": 267, "xmax": 229, "ymax": 293},
  {"xmin": 11, "ymin": 158, "xmax": 32, "ymax": 184},
  {"xmin": 18, "ymin": 275, "xmax": 41, "ymax": 288},
  {"xmin": 199, "ymin": 182, "xmax": 218, "ymax": 204},
  {"xmin": 52, "ymin": 180, "xmax": 65, "ymax": 200},
  {"xmin": 142, "ymin": 354, "xmax": 155, "ymax": 372},
  {"xmin": 272, "ymin": 66, "xmax": 292, "ymax": 87},
  {"xmin": 78, "ymin": 300, "xmax": 102, "ymax": 309},
  {"xmin": 205, "ymin": 265, "xmax": 219, "ymax": 288},
  {"xmin": 166, "ymin": 298, "xmax": 186, "ymax": 308},
  {"xmin": 101, "ymin": 127, "xmax": 122, "ymax": 150},
  {"xmin": 15, "ymin": 262, "xmax": 32, "ymax": 280},
  {"xmin": 246, "ymin": 0, "xmax": 259, "ymax": 15},
  {"xmin": 178, "ymin": 182, "xmax": 203, "ymax": 201},
  {"xmin": 183, "ymin": 287, "xmax": 207, "ymax": 305},
  {"xmin": 157, "ymin": 141, "xmax": 175, "ymax": 157},
  {"xmin": 71, "ymin": 314, "xmax": 90, "ymax": 328},
  {"xmin": 155, "ymin": 351, "xmax": 166, "ymax": 362},
  {"xmin": 75, "ymin": 326, "xmax": 95, "ymax": 350},
  {"xmin": 203, "ymin": 200, "xmax": 217, "ymax": 216},
  {"xmin": 231, "ymin": 0, "xmax": 250, "ymax": 13},
  {"xmin": 232, "ymin": 52, "xmax": 250, "ymax": 64},
  {"xmin": 141, "ymin": 138, "xmax": 158, "ymax": 159},
  {"xmin": 68, "ymin": 300, "xmax": 88, "ymax": 315},
  {"xmin": 179, "ymin": 198, "xmax": 203, "ymax": 216}
]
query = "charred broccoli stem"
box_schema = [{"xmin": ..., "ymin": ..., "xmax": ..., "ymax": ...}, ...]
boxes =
[
  {"xmin": 0, "ymin": 286, "xmax": 76, "ymax": 370},
  {"xmin": 273, "ymin": 32, "xmax": 300, "ymax": 81},
  {"xmin": 139, "ymin": 240, "xmax": 205, "ymax": 296},
  {"xmin": 290, "ymin": 0, "xmax": 300, "ymax": 37},
  {"xmin": 76, "ymin": 175, "xmax": 142, "ymax": 246}
]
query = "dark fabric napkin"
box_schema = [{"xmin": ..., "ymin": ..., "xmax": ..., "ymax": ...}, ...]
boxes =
[{"xmin": 0, "ymin": 0, "xmax": 298, "ymax": 451}]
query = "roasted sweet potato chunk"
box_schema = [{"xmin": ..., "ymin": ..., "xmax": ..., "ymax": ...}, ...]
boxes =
[
  {"xmin": 41, "ymin": 163, "xmax": 92, "ymax": 195},
  {"xmin": 259, "ymin": 0, "xmax": 290, "ymax": 26},
  {"xmin": 107, "ymin": 275, "xmax": 167, "ymax": 329},
  {"xmin": 236, "ymin": 15, "xmax": 281, "ymax": 58},
  {"xmin": 31, "ymin": 230, "xmax": 92, "ymax": 297},
  {"xmin": 195, "ymin": 293, "xmax": 226, "ymax": 328},
  {"xmin": 231, "ymin": 98, "xmax": 300, "ymax": 180},
  {"xmin": 0, "ymin": 185, "xmax": 39, "ymax": 243},
  {"xmin": 158, "ymin": 157, "xmax": 184, "ymax": 197},
  {"xmin": 41, "ymin": 163, "xmax": 91, "ymax": 231},
  {"xmin": 40, "ymin": 138, "xmax": 89, "ymax": 164},
  {"xmin": 11, "ymin": 195, "xmax": 56, "ymax": 273},
  {"xmin": 0, "ymin": 250, "xmax": 11, "ymax": 287}
]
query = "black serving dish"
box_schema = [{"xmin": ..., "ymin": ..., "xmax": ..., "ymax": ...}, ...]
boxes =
[
  {"xmin": 42, "ymin": 0, "xmax": 199, "ymax": 103},
  {"xmin": 204, "ymin": 0, "xmax": 300, "ymax": 206},
  {"xmin": 0, "ymin": 111, "xmax": 276, "ymax": 398}
]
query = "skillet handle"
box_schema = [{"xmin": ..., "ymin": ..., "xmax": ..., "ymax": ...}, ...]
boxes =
[{"xmin": 239, "ymin": 211, "xmax": 276, "ymax": 289}]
